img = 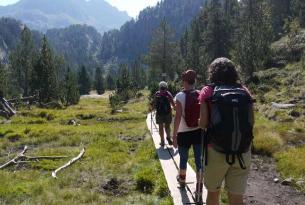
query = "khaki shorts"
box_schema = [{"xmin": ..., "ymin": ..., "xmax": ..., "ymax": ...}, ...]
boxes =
[{"xmin": 203, "ymin": 147, "xmax": 251, "ymax": 195}]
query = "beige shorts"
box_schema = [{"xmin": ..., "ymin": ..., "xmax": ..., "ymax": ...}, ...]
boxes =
[{"xmin": 203, "ymin": 147, "xmax": 251, "ymax": 195}]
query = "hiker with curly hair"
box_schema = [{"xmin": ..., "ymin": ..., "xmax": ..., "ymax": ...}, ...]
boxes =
[{"xmin": 199, "ymin": 58, "xmax": 255, "ymax": 205}]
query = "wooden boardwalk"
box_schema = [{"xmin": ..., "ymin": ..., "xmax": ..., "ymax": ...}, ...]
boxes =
[{"xmin": 146, "ymin": 113, "xmax": 207, "ymax": 205}]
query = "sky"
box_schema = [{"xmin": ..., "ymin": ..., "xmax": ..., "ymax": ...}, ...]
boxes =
[{"xmin": 0, "ymin": 0, "xmax": 161, "ymax": 17}]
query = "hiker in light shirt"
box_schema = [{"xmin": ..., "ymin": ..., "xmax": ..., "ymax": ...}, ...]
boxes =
[{"xmin": 173, "ymin": 70, "xmax": 203, "ymax": 202}]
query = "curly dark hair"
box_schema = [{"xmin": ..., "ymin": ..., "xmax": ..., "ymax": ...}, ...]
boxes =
[{"xmin": 208, "ymin": 57, "xmax": 240, "ymax": 84}]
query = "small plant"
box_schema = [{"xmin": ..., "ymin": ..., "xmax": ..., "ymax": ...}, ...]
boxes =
[{"xmin": 134, "ymin": 167, "xmax": 156, "ymax": 194}]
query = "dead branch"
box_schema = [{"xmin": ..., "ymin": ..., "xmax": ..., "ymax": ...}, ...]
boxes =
[
  {"xmin": 52, "ymin": 148, "xmax": 85, "ymax": 179},
  {"xmin": 0, "ymin": 146, "xmax": 28, "ymax": 169},
  {"xmin": 0, "ymin": 146, "xmax": 69, "ymax": 169}
]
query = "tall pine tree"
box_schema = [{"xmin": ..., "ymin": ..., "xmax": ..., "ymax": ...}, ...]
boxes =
[
  {"xmin": 116, "ymin": 64, "xmax": 131, "ymax": 94},
  {"xmin": 292, "ymin": 0, "xmax": 305, "ymax": 27},
  {"xmin": 32, "ymin": 36, "xmax": 58, "ymax": 103},
  {"xmin": 78, "ymin": 65, "xmax": 91, "ymax": 95},
  {"xmin": 63, "ymin": 67, "xmax": 80, "ymax": 106},
  {"xmin": 148, "ymin": 20, "xmax": 178, "ymax": 82},
  {"xmin": 95, "ymin": 66, "xmax": 105, "ymax": 95},
  {"xmin": 233, "ymin": 0, "xmax": 273, "ymax": 81},
  {"xmin": 0, "ymin": 63, "xmax": 8, "ymax": 97},
  {"xmin": 9, "ymin": 26, "xmax": 36, "ymax": 96}
]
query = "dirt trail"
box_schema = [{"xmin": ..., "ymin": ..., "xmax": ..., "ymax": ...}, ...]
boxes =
[{"xmin": 245, "ymin": 155, "xmax": 305, "ymax": 205}]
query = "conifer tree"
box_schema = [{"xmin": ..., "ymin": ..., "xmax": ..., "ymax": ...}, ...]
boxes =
[
  {"xmin": 63, "ymin": 67, "xmax": 80, "ymax": 106},
  {"xmin": 95, "ymin": 66, "xmax": 105, "ymax": 95},
  {"xmin": 269, "ymin": 0, "xmax": 292, "ymax": 37},
  {"xmin": 131, "ymin": 59, "xmax": 146, "ymax": 89},
  {"xmin": 78, "ymin": 65, "xmax": 91, "ymax": 95},
  {"xmin": 186, "ymin": 19, "xmax": 202, "ymax": 77},
  {"xmin": 116, "ymin": 64, "xmax": 131, "ymax": 94},
  {"xmin": 32, "ymin": 36, "xmax": 58, "ymax": 103},
  {"xmin": 9, "ymin": 26, "xmax": 36, "ymax": 96},
  {"xmin": 0, "ymin": 63, "xmax": 8, "ymax": 97},
  {"xmin": 292, "ymin": 0, "xmax": 305, "ymax": 27},
  {"xmin": 148, "ymin": 20, "xmax": 177, "ymax": 81},
  {"xmin": 200, "ymin": 0, "xmax": 231, "ymax": 66},
  {"xmin": 233, "ymin": 0, "xmax": 273, "ymax": 81},
  {"xmin": 106, "ymin": 73, "xmax": 116, "ymax": 90}
]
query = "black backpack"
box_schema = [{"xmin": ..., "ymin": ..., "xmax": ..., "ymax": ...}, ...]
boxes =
[
  {"xmin": 207, "ymin": 84, "xmax": 254, "ymax": 169},
  {"xmin": 155, "ymin": 92, "xmax": 171, "ymax": 115}
]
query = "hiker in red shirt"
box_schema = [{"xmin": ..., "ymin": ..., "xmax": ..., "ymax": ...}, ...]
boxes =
[
  {"xmin": 199, "ymin": 58, "xmax": 254, "ymax": 205},
  {"xmin": 154, "ymin": 81, "xmax": 175, "ymax": 146},
  {"xmin": 172, "ymin": 70, "xmax": 203, "ymax": 202}
]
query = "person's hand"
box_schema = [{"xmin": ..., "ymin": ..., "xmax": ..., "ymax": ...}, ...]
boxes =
[{"xmin": 173, "ymin": 136, "xmax": 178, "ymax": 149}]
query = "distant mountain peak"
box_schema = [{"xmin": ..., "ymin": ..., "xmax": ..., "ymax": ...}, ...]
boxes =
[{"xmin": 0, "ymin": 0, "xmax": 131, "ymax": 33}]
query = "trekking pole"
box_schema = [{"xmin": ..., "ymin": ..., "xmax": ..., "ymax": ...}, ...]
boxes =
[
  {"xmin": 197, "ymin": 129, "xmax": 206, "ymax": 204},
  {"xmin": 151, "ymin": 110, "xmax": 153, "ymax": 134}
]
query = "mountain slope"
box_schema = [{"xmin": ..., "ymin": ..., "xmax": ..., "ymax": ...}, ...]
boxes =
[
  {"xmin": 46, "ymin": 24, "xmax": 103, "ymax": 71},
  {"xmin": 0, "ymin": 0, "xmax": 131, "ymax": 33},
  {"xmin": 100, "ymin": 0, "xmax": 205, "ymax": 63},
  {"xmin": 0, "ymin": 17, "xmax": 102, "ymax": 72}
]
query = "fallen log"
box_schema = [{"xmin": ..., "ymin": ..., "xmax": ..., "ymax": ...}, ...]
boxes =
[
  {"xmin": 0, "ymin": 146, "xmax": 28, "ymax": 169},
  {"xmin": 0, "ymin": 97, "xmax": 16, "ymax": 117},
  {"xmin": 52, "ymin": 148, "xmax": 85, "ymax": 178},
  {"xmin": 7, "ymin": 95, "xmax": 37, "ymax": 103},
  {"xmin": 272, "ymin": 102, "xmax": 296, "ymax": 109}
]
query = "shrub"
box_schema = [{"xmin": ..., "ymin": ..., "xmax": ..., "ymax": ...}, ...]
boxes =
[
  {"xmin": 134, "ymin": 167, "xmax": 156, "ymax": 194},
  {"xmin": 253, "ymin": 131, "xmax": 283, "ymax": 156}
]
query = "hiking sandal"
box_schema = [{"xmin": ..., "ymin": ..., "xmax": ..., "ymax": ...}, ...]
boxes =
[{"xmin": 166, "ymin": 137, "xmax": 173, "ymax": 145}]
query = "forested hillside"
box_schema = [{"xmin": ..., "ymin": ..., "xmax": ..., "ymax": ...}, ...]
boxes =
[
  {"xmin": 0, "ymin": 0, "xmax": 131, "ymax": 33},
  {"xmin": 99, "ymin": 0, "xmax": 205, "ymax": 63},
  {"xmin": 0, "ymin": 18, "xmax": 41, "ymax": 63},
  {"xmin": 146, "ymin": 0, "xmax": 305, "ymax": 84},
  {"xmin": 46, "ymin": 25, "xmax": 103, "ymax": 70}
]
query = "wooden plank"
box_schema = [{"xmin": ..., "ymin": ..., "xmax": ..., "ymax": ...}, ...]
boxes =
[{"xmin": 146, "ymin": 113, "xmax": 207, "ymax": 205}]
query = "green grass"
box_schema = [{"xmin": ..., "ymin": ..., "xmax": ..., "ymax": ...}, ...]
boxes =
[
  {"xmin": 250, "ymin": 61, "xmax": 305, "ymax": 194},
  {"xmin": 275, "ymin": 147, "xmax": 305, "ymax": 193},
  {"xmin": 0, "ymin": 94, "xmax": 172, "ymax": 205}
]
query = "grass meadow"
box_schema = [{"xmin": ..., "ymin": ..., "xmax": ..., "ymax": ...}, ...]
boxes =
[{"xmin": 0, "ymin": 96, "xmax": 173, "ymax": 205}]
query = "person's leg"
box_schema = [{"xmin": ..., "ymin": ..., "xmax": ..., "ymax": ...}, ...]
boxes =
[
  {"xmin": 204, "ymin": 147, "xmax": 230, "ymax": 205},
  {"xmin": 159, "ymin": 123, "xmax": 165, "ymax": 145},
  {"xmin": 228, "ymin": 193, "xmax": 244, "ymax": 205},
  {"xmin": 177, "ymin": 146, "xmax": 189, "ymax": 186},
  {"xmin": 165, "ymin": 123, "xmax": 172, "ymax": 145},
  {"xmin": 206, "ymin": 191, "xmax": 220, "ymax": 205},
  {"xmin": 193, "ymin": 143, "xmax": 203, "ymax": 201},
  {"xmin": 225, "ymin": 151, "xmax": 251, "ymax": 205}
]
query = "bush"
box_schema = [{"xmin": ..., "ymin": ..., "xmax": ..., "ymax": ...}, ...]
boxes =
[
  {"xmin": 154, "ymin": 178, "xmax": 170, "ymax": 198},
  {"xmin": 134, "ymin": 167, "xmax": 156, "ymax": 194},
  {"xmin": 109, "ymin": 94, "xmax": 123, "ymax": 113},
  {"xmin": 253, "ymin": 130, "xmax": 283, "ymax": 156}
]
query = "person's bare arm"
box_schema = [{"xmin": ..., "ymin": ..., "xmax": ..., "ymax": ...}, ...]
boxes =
[
  {"xmin": 173, "ymin": 101, "xmax": 182, "ymax": 148},
  {"xmin": 199, "ymin": 102, "xmax": 209, "ymax": 128}
]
